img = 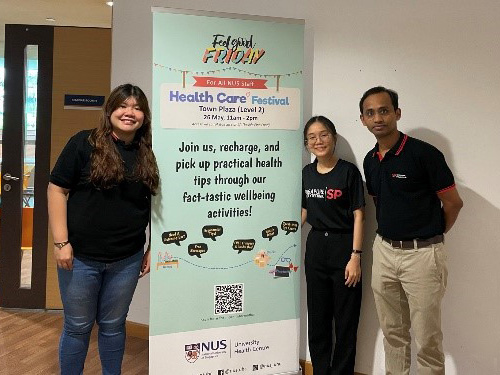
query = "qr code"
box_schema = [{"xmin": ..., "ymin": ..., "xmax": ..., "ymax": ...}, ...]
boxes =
[{"xmin": 214, "ymin": 283, "xmax": 244, "ymax": 315}]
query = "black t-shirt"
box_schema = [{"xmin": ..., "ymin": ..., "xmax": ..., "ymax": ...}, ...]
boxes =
[
  {"xmin": 50, "ymin": 129, "xmax": 151, "ymax": 262},
  {"xmin": 363, "ymin": 132, "xmax": 455, "ymax": 240},
  {"xmin": 302, "ymin": 159, "xmax": 365, "ymax": 230}
]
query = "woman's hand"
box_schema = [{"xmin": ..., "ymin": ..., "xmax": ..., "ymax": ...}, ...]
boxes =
[
  {"xmin": 54, "ymin": 243, "xmax": 74, "ymax": 271},
  {"xmin": 139, "ymin": 249, "xmax": 151, "ymax": 278},
  {"xmin": 345, "ymin": 254, "xmax": 361, "ymax": 287}
]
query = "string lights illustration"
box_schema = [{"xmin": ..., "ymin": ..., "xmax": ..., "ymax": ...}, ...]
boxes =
[{"xmin": 154, "ymin": 63, "xmax": 302, "ymax": 91}]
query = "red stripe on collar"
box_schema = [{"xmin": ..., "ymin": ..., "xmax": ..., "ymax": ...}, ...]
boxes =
[
  {"xmin": 372, "ymin": 151, "xmax": 384, "ymax": 161},
  {"xmin": 395, "ymin": 134, "xmax": 408, "ymax": 156}
]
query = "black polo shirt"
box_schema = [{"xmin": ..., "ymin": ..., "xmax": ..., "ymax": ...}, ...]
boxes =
[
  {"xmin": 50, "ymin": 129, "xmax": 151, "ymax": 262},
  {"xmin": 363, "ymin": 132, "xmax": 455, "ymax": 240}
]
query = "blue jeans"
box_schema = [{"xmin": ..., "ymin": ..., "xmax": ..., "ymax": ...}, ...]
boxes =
[{"xmin": 57, "ymin": 250, "xmax": 143, "ymax": 375}]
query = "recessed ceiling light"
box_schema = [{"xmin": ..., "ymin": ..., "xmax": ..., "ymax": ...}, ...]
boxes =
[
  {"xmin": 106, "ymin": 1, "xmax": 113, "ymax": 6},
  {"xmin": 46, "ymin": 17, "xmax": 56, "ymax": 22}
]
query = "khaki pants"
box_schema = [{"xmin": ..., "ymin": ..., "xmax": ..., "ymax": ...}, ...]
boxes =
[{"xmin": 371, "ymin": 235, "xmax": 448, "ymax": 375}]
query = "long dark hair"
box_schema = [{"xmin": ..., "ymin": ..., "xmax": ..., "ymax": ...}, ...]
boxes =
[{"xmin": 88, "ymin": 84, "xmax": 159, "ymax": 194}]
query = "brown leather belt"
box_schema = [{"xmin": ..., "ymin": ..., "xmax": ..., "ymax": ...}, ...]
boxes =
[{"xmin": 382, "ymin": 234, "xmax": 444, "ymax": 250}]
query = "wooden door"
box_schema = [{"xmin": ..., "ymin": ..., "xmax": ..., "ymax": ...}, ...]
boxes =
[{"xmin": 0, "ymin": 25, "xmax": 53, "ymax": 308}]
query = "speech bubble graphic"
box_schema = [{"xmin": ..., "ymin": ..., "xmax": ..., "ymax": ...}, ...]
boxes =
[
  {"xmin": 202, "ymin": 225, "xmax": 223, "ymax": 241},
  {"xmin": 188, "ymin": 243, "xmax": 208, "ymax": 258},
  {"xmin": 232, "ymin": 239, "xmax": 255, "ymax": 254},
  {"xmin": 162, "ymin": 230, "xmax": 187, "ymax": 246},
  {"xmin": 262, "ymin": 226, "xmax": 278, "ymax": 241},
  {"xmin": 281, "ymin": 220, "xmax": 299, "ymax": 235}
]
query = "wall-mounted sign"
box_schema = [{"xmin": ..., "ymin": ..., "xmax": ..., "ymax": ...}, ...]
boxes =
[{"xmin": 64, "ymin": 94, "xmax": 105, "ymax": 110}]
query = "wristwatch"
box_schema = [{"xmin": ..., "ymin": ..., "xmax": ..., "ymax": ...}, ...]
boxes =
[{"xmin": 54, "ymin": 240, "xmax": 70, "ymax": 249}]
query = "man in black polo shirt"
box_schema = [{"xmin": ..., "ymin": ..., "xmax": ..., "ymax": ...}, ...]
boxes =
[{"xmin": 360, "ymin": 86, "xmax": 463, "ymax": 375}]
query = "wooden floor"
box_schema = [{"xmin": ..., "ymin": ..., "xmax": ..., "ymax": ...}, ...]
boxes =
[{"xmin": 0, "ymin": 309, "xmax": 148, "ymax": 374}]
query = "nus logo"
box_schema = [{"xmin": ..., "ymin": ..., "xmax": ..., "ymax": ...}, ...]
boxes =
[{"xmin": 201, "ymin": 340, "xmax": 227, "ymax": 351}]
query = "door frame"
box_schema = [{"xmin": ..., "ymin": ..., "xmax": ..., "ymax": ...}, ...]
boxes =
[{"xmin": 0, "ymin": 24, "xmax": 53, "ymax": 308}]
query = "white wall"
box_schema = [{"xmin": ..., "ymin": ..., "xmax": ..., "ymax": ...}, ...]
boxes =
[{"xmin": 113, "ymin": 1, "xmax": 500, "ymax": 374}]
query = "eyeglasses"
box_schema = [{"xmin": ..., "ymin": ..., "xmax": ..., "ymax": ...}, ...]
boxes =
[
  {"xmin": 306, "ymin": 132, "xmax": 331, "ymax": 144},
  {"xmin": 362, "ymin": 107, "xmax": 391, "ymax": 118}
]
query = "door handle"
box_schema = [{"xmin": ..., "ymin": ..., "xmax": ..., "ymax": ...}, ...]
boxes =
[{"xmin": 3, "ymin": 173, "xmax": 20, "ymax": 181}]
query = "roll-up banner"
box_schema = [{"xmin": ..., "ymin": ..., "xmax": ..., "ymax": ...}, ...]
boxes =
[{"xmin": 151, "ymin": 8, "xmax": 304, "ymax": 375}]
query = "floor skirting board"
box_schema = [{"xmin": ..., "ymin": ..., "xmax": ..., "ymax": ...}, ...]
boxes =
[{"xmin": 126, "ymin": 320, "xmax": 149, "ymax": 339}]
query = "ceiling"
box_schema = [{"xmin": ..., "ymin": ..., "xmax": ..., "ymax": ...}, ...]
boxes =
[{"xmin": 0, "ymin": 0, "xmax": 112, "ymax": 57}]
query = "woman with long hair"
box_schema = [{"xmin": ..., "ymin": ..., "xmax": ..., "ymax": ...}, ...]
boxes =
[
  {"xmin": 302, "ymin": 115, "xmax": 365, "ymax": 374},
  {"xmin": 48, "ymin": 83, "xmax": 159, "ymax": 374}
]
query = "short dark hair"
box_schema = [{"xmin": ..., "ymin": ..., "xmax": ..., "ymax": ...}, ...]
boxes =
[
  {"xmin": 303, "ymin": 115, "xmax": 337, "ymax": 146},
  {"xmin": 359, "ymin": 86, "xmax": 399, "ymax": 114}
]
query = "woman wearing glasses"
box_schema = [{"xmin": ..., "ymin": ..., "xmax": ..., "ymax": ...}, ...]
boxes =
[{"xmin": 302, "ymin": 115, "xmax": 365, "ymax": 375}]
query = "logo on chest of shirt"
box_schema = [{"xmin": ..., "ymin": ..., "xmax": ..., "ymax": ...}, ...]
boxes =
[
  {"xmin": 326, "ymin": 189, "xmax": 342, "ymax": 200},
  {"xmin": 305, "ymin": 188, "xmax": 343, "ymax": 200},
  {"xmin": 391, "ymin": 173, "xmax": 407, "ymax": 179}
]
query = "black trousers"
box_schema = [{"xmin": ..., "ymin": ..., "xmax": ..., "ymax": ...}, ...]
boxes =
[{"xmin": 305, "ymin": 229, "xmax": 362, "ymax": 375}]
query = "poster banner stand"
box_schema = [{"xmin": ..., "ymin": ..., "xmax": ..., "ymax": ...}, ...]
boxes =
[{"xmin": 151, "ymin": 8, "xmax": 304, "ymax": 375}]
